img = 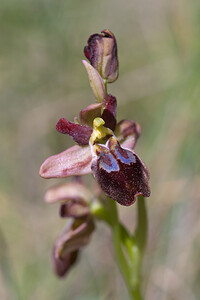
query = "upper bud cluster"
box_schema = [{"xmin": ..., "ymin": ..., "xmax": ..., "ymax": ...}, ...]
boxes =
[{"xmin": 84, "ymin": 29, "xmax": 119, "ymax": 83}]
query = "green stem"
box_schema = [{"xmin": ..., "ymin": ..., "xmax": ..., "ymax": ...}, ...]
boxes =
[
  {"xmin": 130, "ymin": 196, "xmax": 148, "ymax": 300},
  {"xmin": 106, "ymin": 199, "xmax": 131, "ymax": 293},
  {"xmin": 106, "ymin": 197, "xmax": 143, "ymax": 300},
  {"xmin": 135, "ymin": 195, "xmax": 148, "ymax": 256},
  {"xmin": 90, "ymin": 201, "xmax": 132, "ymax": 243},
  {"xmin": 103, "ymin": 78, "xmax": 107, "ymax": 96}
]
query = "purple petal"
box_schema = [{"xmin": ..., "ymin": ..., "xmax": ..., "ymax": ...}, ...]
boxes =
[
  {"xmin": 101, "ymin": 94, "xmax": 117, "ymax": 131},
  {"xmin": 56, "ymin": 118, "xmax": 92, "ymax": 145},
  {"xmin": 79, "ymin": 102, "xmax": 103, "ymax": 127},
  {"xmin": 39, "ymin": 145, "xmax": 92, "ymax": 178},
  {"xmin": 115, "ymin": 120, "xmax": 141, "ymax": 150},
  {"xmin": 84, "ymin": 33, "xmax": 102, "ymax": 69},
  {"xmin": 54, "ymin": 218, "xmax": 95, "ymax": 260},
  {"xmin": 92, "ymin": 137, "xmax": 150, "ymax": 206},
  {"xmin": 52, "ymin": 215, "xmax": 95, "ymax": 277}
]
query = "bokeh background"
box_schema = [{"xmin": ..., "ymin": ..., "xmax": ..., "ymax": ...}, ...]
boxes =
[{"xmin": 1, "ymin": 0, "xmax": 200, "ymax": 299}]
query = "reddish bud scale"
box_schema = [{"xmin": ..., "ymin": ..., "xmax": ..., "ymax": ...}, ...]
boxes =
[{"xmin": 101, "ymin": 94, "xmax": 117, "ymax": 131}]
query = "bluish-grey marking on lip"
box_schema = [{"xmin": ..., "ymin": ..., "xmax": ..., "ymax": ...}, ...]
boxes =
[
  {"xmin": 115, "ymin": 148, "xmax": 136, "ymax": 165},
  {"xmin": 99, "ymin": 153, "xmax": 119, "ymax": 172}
]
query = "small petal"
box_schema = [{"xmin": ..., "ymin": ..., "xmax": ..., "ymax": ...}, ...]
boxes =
[
  {"xmin": 39, "ymin": 145, "xmax": 92, "ymax": 178},
  {"xmin": 44, "ymin": 182, "xmax": 92, "ymax": 204},
  {"xmin": 79, "ymin": 102, "xmax": 103, "ymax": 127},
  {"xmin": 91, "ymin": 137, "xmax": 150, "ymax": 206},
  {"xmin": 82, "ymin": 60, "xmax": 105, "ymax": 102},
  {"xmin": 115, "ymin": 120, "xmax": 141, "ymax": 150},
  {"xmin": 101, "ymin": 94, "xmax": 117, "ymax": 131},
  {"xmin": 56, "ymin": 118, "xmax": 92, "ymax": 145}
]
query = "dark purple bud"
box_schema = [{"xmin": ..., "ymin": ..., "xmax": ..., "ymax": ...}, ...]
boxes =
[
  {"xmin": 56, "ymin": 118, "xmax": 92, "ymax": 145},
  {"xmin": 84, "ymin": 34, "xmax": 100, "ymax": 62},
  {"xmin": 60, "ymin": 202, "xmax": 89, "ymax": 218},
  {"xmin": 101, "ymin": 94, "xmax": 117, "ymax": 131},
  {"xmin": 52, "ymin": 217, "xmax": 95, "ymax": 276},
  {"xmin": 52, "ymin": 248, "xmax": 79, "ymax": 277},
  {"xmin": 55, "ymin": 218, "xmax": 94, "ymax": 259},
  {"xmin": 84, "ymin": 29, "xmax": 119, "ymax": 83},
  {"xmin": 91, "ymin": 137, "xmax": 150, "ymax": 206}
]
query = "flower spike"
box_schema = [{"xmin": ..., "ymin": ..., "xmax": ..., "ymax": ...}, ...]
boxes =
[{"xmin": 39, "ymin": 29, "xmax": 151, "ymax": 285}]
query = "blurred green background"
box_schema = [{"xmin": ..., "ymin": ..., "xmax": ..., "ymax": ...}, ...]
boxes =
[{"xmin": 1, "ymin": 0, "xmax": 200, "ymax": 299}]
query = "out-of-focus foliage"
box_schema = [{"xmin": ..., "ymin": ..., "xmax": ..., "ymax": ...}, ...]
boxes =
[{"xmin": 1, "ymin": 0, "xmax": 200, "ymax": 299}]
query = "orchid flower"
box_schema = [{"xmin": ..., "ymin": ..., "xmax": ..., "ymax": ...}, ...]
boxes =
[{"xmin": 39, "ymin": 97, "xmax": 149, "ymax": 205}]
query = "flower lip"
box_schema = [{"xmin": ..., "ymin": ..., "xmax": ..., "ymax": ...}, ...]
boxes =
[{"xmin": 91, "ymin": 136, "xmax": 150, "ymax": 206}]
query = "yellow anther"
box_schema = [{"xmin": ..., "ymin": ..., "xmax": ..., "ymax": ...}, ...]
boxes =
[
  {"xmin": 93, "ymin": 117, "xmax": 105, "ymax": 128},
  {"xmin": 90, "ymin": 117, "xmax": 113, "ymax": 145}
]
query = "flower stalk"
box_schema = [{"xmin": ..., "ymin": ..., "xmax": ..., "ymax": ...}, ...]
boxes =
[{"xmin": 106, "ymin": 196, "xmax": 146, "ymax": 300}]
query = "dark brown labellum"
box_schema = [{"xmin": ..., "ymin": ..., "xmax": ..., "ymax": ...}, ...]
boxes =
[{"xmin": 91, "ymin": 137, "xmax": 150, "ymax": 206}]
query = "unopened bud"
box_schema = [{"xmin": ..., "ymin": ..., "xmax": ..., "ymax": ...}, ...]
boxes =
[{"xmin": 84, "ymin": 29, "xmax": 119, "ymax": 83}]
